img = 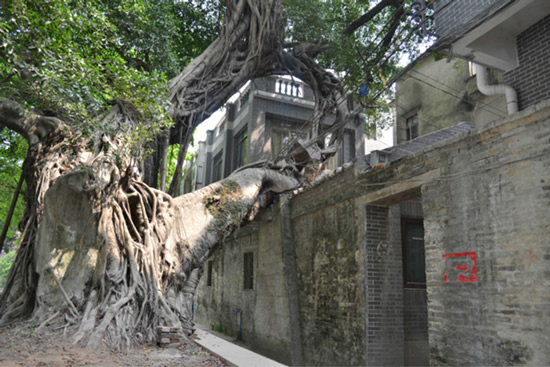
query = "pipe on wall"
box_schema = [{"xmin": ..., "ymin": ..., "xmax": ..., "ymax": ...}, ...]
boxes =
[{"xmin": 474, "ymin": 63, "xmax": 518, "ymax": 115}]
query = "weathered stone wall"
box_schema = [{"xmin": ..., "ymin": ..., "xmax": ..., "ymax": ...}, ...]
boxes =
[
  {"xmin": 289, "ymin": 169, "xmax": 368, "ymax": 366},
  {"xmin": 421, "ymin": 101, "xmax": 550, "ymax": 365},
  {"xmin": 194, "ymin": 209, "xmax": 294, "ymax": 365},
  {"xmin": 196, "ymin": 99, "xmax": 550, "ymax": 366}
]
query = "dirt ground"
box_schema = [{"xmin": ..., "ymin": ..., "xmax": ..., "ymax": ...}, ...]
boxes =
[{"xmin": 0, "ymin": 320, "xmax": 228, "ymax": 367}]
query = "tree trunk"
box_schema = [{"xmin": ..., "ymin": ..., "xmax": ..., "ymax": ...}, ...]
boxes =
[
  {"xmin": 0, "ymin": 0, "xmax": 355, "ymax": 351},
  {"xmin": 158, "ymin": 130, "xmax": 170, "ymax": 192}
]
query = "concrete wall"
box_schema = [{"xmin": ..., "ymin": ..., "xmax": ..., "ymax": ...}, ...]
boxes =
[
  {"xmin": 395, "ymin": 56, "xmax": 474, "ymax": 144},
  {"xmin": 504, "ymin": 15, "xmax": 550, "ymax": 110}
]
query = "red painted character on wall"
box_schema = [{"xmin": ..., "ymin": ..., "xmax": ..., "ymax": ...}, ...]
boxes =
[{"xmin": 442, "ymin": 251, "xmax": 477, "ymax": 283}]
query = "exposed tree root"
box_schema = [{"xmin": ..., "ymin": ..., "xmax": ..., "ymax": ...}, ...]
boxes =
[{"xmin": 0, "ymin": 134, "xmax": 298, "ymax": 350}]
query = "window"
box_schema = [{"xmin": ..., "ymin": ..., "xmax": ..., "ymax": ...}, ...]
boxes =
[
  {"xmin": 240, "ymin": 91, "xmax": 250, "ymax": 109},
  {"xmin": 271, "ymin": 127, "xmax": 306, "ymax": 158},
  {"xmin": 207, "ymin": 260, "xmax": 213, "ymax": 286},
  {"xmin": 406, "ymin": 114, "xmax": 419, "ymax": 141},
  {"xmin": 234, "ymin": 128, "xmax": 248, "ymax": 169},
  {"xmin": 212, "ymin": 153, "xmax": 223, "ymax": 182},
  {"xmin": 401, "ymin": 218, "xmax": 426, "ymax": 288},
  {"xmin": 342, "ymin": 130, "xmax": 355, "ymax": 163},
  {"xmin": 217, "ymin": 121, "xmax": 225, "ymax": 137},
  {"xmin": 243, "ymin": 252, "xmax": 254, "ymax": 290}
]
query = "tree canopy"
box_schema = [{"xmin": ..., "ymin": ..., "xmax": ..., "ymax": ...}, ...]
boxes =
[
  {"xmin": 1, "ymin": 0, "xmax": 429, "ymax": 149},
  {"xmin": 0, "ymin": 0, "xmax": 219, "ymax": 148}
]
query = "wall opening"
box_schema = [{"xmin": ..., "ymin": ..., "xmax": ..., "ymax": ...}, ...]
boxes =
[{"xmin": 399, "ymin": 200, "xmax": 429, "ymax": 367}]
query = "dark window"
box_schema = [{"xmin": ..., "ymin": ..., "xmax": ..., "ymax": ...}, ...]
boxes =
[
  {"xmin": 212, "ymin": 153, "xmax": 223, "ymax": 182},
  {"xmin": 402, "ymin": 218, "xmax": 426, "ymax": 288},
  {"xmin": 207, "ymin": 260, "xmax": 213, "ymax": 286},
  {"xmin": 406, "ymin": 114, "xmax": 419, "ymax": 141},
  {"xmin": 234, "ymin": 128, "xmax": 248, "ymax": 169},
  {"xmin": 243, "ymin": 252, "xmax": 254, "ymax": 290}
]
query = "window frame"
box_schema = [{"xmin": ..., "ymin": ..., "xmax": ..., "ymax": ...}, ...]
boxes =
[
  {"xmin": 234, "ymin": 128, "xmax": 248, "ymax": 170},
  {"xmin": 212, "ymin": 152, "xmax": 223, "ymax": 182},
  {"xmin": 406, "ymin": 114, "xmax": 419, "ymax": 141}
]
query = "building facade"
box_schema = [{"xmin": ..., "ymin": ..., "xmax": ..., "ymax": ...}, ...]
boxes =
[
  {"xmin": 185, "ymin": 77, "xmax": 365, "ymax": 193},
  {"xmin": 434, "ymin": 0, "xmax": 550, "ymax": 110},
  {"xmin": 195, "ymin": 101, "xmax": 550, "ymax": 366},
  {"xmin": 392, "ymin": 53, "xmax": 507, "ymax": 146}
]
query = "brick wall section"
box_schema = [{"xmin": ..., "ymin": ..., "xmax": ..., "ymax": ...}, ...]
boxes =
[
  {"xmin": 504, "ymin": 15, "xmax": 550, "ymax": 110},
  {"xmin": 403, "ymin": 289, "xmax": 428, "ymax": 341},
  {"xmin": 365, "ymin": 205, "xmax": 404, "ymax": 366},
  {"xmin": 434, "ymin": 0, "xmax": 507, "ymax": 39},
  {"xmin": 197, "ymin": 99, "xmax": 550, "ymax": 366}
]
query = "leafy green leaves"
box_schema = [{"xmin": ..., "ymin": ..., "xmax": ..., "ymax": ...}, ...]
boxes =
[
  {"xmin": 0, "ymin": 0, "xmax": 217, "ymax": 147},
  {"xmin": 283, "ymin": 0, "xmax": 426, "ymax": 130}
]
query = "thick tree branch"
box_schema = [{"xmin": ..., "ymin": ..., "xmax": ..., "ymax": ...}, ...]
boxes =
[
  {"xmin": 0, "ymin": 99, "xmax": 61, "ymax": 146},
  {"xmin": 344, "ymin": 0, "xmax": 402, "ymax": 35}
]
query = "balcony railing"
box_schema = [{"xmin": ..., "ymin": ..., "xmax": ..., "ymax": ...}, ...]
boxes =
[{"xmin": 275, "ymin": 78, "xmax": 304, "ymax": 98}]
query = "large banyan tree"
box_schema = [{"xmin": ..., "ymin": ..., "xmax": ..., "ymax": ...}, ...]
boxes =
[{"xmin": 0, "ymin": 0, "xmax": 426, "ymax": 350}]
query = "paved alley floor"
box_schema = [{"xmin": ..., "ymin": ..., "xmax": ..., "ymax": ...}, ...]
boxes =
[{"xmin": 194, "ymin": 328, "xmax": 288, "ymax": 367}]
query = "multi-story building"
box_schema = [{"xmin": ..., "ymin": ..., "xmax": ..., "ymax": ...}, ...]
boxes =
[
  {"xmin": 184, "ymin": 77, "xmax": 365, "ymax": 193},
  {"xmin": 434, "ymin": 0, "xmax": 550, "ymax": 110},
  {"xmin": 392, "ymin": 52, "xmax": 506, "ymax": 146}
]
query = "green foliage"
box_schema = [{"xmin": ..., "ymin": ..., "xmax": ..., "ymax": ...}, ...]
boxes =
[
  {"xmin": 0, "ymin": 249, "xmax": 16, "ymax": 289},
  {"xmin": 0, "ymin": 0, "xmax": 218, "ymax": 149},
  {"xmin": 0, "ymin": 129, "xmax": 27, "ymax": 251},
  {"xmin": 284, "ymin": 0, "xmax": 428, "ymax": 130}
]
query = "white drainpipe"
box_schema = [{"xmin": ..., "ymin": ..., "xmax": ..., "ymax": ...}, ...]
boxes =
[{"xmin": 474, "ymin": 63, "xmax": 518, "ymax": 115}]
